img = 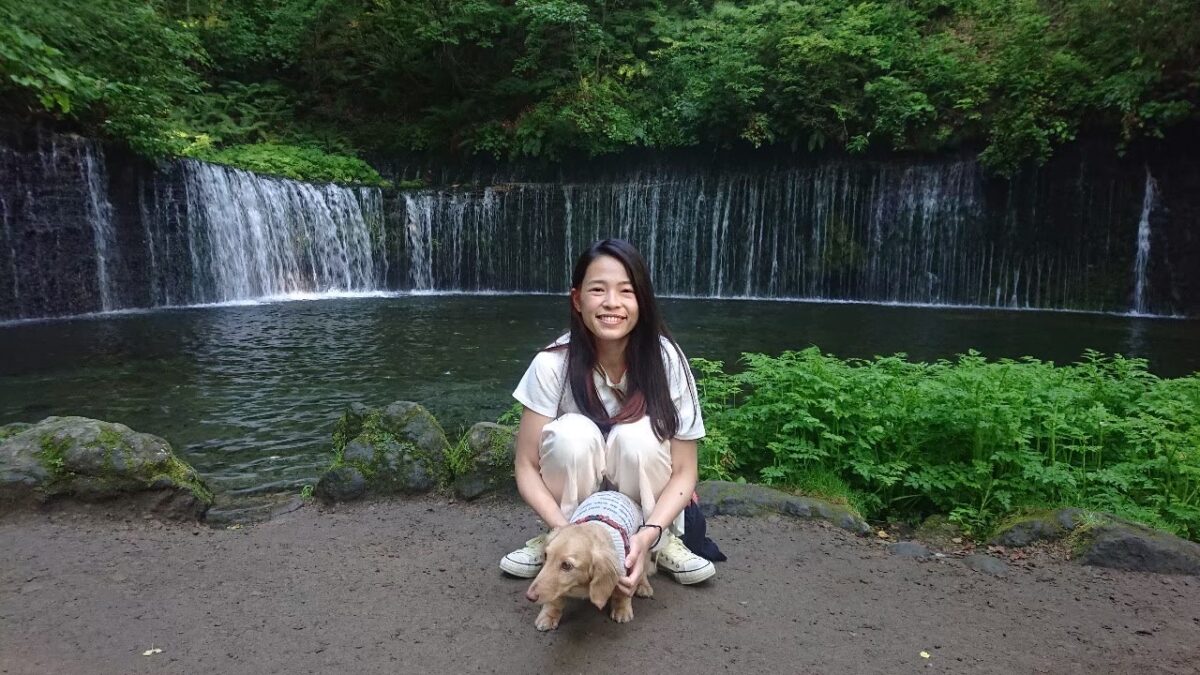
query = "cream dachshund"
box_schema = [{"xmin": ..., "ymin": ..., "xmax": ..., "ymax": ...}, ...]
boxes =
[{"xmin": 523, "ymin": 491, "xmax": 655, "ymax": 631}]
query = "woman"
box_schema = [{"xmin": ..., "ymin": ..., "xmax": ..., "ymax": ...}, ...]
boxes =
[{"xmin": 500, "ymin": 239, "xmax": 715, "ymax": 593}]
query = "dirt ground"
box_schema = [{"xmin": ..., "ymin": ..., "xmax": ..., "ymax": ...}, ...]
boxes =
[{"xmin": 1, "ymin": 495, "xmax": 1198, "ymax": 675}]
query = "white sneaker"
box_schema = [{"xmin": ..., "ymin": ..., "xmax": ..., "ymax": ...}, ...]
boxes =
[
  {"xmin": 655, "ymin": 532, "xmax": 716, "ymax": 584},
  {"xmin": 499, "ymin": 534, "xmax": 547, "ymax": 578}
]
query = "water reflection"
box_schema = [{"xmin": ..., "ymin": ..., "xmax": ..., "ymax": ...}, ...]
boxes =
[{"xmin": 0, "ymin": 296, "xmax": 1195, "ymax": 495}]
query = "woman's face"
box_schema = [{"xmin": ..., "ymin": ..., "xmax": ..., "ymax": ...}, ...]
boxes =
[{"xmin": 571, "ymin": 254, "xmax": 640, "ymax": 348}]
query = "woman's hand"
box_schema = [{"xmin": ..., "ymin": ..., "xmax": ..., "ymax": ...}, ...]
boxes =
[{"xmin": 618, "ymin": 528, "xmax": 657, "ymax": 596}]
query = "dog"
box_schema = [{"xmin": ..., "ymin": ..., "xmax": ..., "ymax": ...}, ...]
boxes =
[{"xmin": 524, "ymin": 492, "xmax": 655, "ymax": 631}]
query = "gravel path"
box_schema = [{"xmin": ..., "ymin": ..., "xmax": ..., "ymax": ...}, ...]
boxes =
[{"xmin": 2, "ymin": 495, "xmax": 1198, "ymax": 674}]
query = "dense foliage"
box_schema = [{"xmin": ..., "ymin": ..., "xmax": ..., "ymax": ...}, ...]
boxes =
[
  {"xmin": 692, "ymin": 350, "xmax": 1200, "ymax": 541},
  {"xmin": 3, "ymin": 0, "xmax": 1199, "ymax": 176}
]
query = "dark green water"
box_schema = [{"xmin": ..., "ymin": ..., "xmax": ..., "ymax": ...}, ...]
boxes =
[{"xmin": 1, "ymin": 295, "xmax": 1196, "ymax": 495}]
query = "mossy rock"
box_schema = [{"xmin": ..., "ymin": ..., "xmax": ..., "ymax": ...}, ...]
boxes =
[
  {"xmin": 314, "ymin": 466, "xmax": 367, "ymax": 503},
  {"xmin": 696, "ymin": 480, "xmax": 871, "ymax": 535},
  {"xmin": 989, "ymin": 508, "xmax": 1084, "ymax": 547},
  {"xmin": 0, "ymin": 422, "xmax": 32, "ymax": 443},
  {"xmin": 990, "ymin": 508, "xmax": 1200, "ymax": 575},
  {"xmin": 453, "ymin": 422, "xmax": 517, "ymax": 500},
  {"xmin": 0, "ymin": 416, "xmax": 212, "ymax": 520},
  {"xmin": 317, "ymin": 401, "xmax": 449, "ymax": 502}
]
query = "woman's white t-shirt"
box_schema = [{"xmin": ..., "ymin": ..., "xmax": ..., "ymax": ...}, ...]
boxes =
[{"xmin": 511, "ymin": 333, "xmax": 705, "ymax": 440}]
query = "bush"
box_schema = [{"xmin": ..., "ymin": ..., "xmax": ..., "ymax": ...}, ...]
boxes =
[
  {"xmin": 693, "ymin": 349, "xmax": 1200, "ymax": 540},
  {"xmin": 193, "ymin": 143, "xmax": 387, "ymax": 186}
]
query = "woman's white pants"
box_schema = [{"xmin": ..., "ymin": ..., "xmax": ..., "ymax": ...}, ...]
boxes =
[{"xmin": 538, "ymin": 413, "xmax": 684, "ymax": 535}]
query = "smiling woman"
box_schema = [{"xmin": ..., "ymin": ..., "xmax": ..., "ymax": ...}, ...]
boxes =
[{"xmin": 502, "ymin": 239, "xmax": 719, "ymax": 610}]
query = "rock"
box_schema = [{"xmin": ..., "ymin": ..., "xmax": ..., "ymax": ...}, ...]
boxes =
[
  {"xmin": 0, "ymin": 422, "xmax": 33, "ymax": 442},
  {"xmin": 990, "ymin": 509, "xmax": 1083, "ymax": 547},
  {"xmin": 0, "ymin": 416, "xmax": 212, "ymax": 519},
  {"xmin": 888, "ymin": 541, "xmax": 932, "ymax": 559},
  {"xmin": 696, "ymin": 480, "xmax": 871, "ymax": 535},
  {"xmin": 315, "ymin": 402, "xmax": 449, "ymax": 502},
  {"xmin": 315, "ymin": 466, "xmax": 366, "ymax": 503},
  {"xmin": 453, "ymin": 422, "xmax": 517, "ymax": 500},
  {"xmin": 963, "ymin": 554, "xmax": 1009, "ymax": 576},
  {"xmin": 1076, "ymin": 522, "xmax": 1200, "ymax": 575},
  {"xmin": 915, "ymin": 514, "xmax": 966, "ymax": 549}
]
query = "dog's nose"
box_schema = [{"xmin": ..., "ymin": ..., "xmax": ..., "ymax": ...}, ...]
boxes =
[{"xmin": 525, "ymin": 585, "xmax": 539, "ymax": 602}]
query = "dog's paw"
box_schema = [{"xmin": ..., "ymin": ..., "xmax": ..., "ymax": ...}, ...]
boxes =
[
  {"xmin": 609, "ymin": 602, "xmax": 634, "ymax": 624},
  {"xmin": 635, "ymin": 580, "xmax": 654, "ymax": 598},
  {"xmin": 535, "ymin": 607, "xmax": 561, "ymax": 631}
]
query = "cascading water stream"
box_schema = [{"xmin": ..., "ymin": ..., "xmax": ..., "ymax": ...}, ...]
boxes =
[
  {"xmin": 403, "ymin": 193, "xmax": 434, "ymax": 290},
  {"xmin": 80, "ymin": 145, "xmax": 118, "ymax": 312},
  {"xmin": 1131, "ymin": 168, "xmax": 1157, "ymax": 316},
  {"xmin": 398, "ymin": 161, "xmax": 1000, "ymax": 304},
  {"xmin": 178, "ymin": 161, "xmax": 384, "ymax": 303}
]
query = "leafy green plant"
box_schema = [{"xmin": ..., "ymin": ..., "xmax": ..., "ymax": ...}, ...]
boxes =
[
  {"xmin": 693, "ymin": 348, "xmax": 1200, "ymax": 540},
  {"xmin": 192, "ymin": 143, "xmax": 387, "ymax": 186}
]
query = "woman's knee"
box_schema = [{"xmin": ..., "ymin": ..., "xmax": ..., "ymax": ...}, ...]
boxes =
[
  {"xmin": 540, "ymin": 413, "xmax": 604, "ymax": 468},
  {"xmin": 607, "ymin": 417, "xmax": 669, "ymax": 466}
]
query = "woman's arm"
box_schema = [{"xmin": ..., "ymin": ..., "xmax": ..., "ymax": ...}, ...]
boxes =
[
  {"xmin": 642, "ymin": 437, "xmax": 698, "ymax": 536},
  {"xmin": 618, "ymin": 437, "xmax": 698, "ymax": 594},
  {"xmin": 513, "ymin": 406, "xmax": 570, "ymax": 529}
]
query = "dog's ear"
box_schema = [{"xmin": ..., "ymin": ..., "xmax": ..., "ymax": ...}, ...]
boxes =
[
  {"xmin": 545, "ymin": 527, "xmax": 562, "ymax": 546},
  {"xmin": 587, "ymin": 549, "xmax": 620, "ymax": 610}
]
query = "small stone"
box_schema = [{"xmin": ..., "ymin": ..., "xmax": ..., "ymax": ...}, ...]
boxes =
[
  {"xmin": 963, "ymin": 554, "xmax": 1009, "ymax": 576},
  {"xmin": 888, "ymin": 541, "xmax": 931, "ymax": 559}
]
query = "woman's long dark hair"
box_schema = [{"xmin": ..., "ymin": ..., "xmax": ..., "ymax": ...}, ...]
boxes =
[{"xmin": 550, "ymin": 239, "xmax": 694, "ymax": 442}]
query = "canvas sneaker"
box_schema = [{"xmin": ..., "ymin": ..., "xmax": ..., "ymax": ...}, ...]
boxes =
[
  {"xmin": 499, "ymin": 533, "xmax": 548, "ymax": 578},
  {"xmin": 655, "ymin": 531, "xmax": 716, "ymax": 584}
]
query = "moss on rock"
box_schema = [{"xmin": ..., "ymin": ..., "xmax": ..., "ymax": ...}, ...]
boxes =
[
  {"xmin": 1, "ymin": 416, "xmax": 212, "ymax": 519},
  {"xmin": 452, "ymin": 422, "xmax": 517, "ymax": 500},
  {"xmin": 317, "ymin": 401, "xmax": 449, "ymax": 502},
  {"xmin": 0, "ymin": 422, "xmax": 32, "ymax": 443}
]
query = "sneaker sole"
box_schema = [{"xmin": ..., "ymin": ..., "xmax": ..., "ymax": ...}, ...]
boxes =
[
  {"xmin": 660, "ymin": 561, "xmax": 716, "ymax": 585},
  {"xmin": 499, "ymin": 556, "xmax": 542, "ymax": 578}
]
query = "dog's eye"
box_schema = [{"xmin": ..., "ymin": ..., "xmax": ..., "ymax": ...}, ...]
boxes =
[{"xmin": 560, "ymin": 561, "xmax": 574, "ymax": 572}]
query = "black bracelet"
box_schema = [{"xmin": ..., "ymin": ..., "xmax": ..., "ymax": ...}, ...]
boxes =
[{"xmin": 638, "ymin": 523, "xmax": 663, "ymax": 549}]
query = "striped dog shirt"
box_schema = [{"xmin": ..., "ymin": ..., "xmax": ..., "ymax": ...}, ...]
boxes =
[{"xmin": 570, "ymin": 491, "xmax": 642, "ymax": 560}]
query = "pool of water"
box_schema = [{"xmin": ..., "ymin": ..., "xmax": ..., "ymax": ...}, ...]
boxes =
[{"xmin": 1, "ymin": 295, "xmax": 1196, "ymax": 496}]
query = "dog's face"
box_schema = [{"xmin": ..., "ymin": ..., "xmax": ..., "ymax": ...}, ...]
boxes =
[{"xmin": 525, "ymin": 524, "xmax": 621, "ymax": 610}]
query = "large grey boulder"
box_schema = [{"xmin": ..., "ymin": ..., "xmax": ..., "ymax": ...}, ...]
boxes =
[
  {"xmin": 696, "ymin": 480, "xmax": 871, "ymax": 535},
  {"xmin": 452, "ymin": 422, "xmax": 517, "ymax": 500},
  {"xmin": 1076, "ymin": 522, "xmax": 1200, "ymax": 575},
  {"xmin": 0, "ymin": 416, "xmax": 212, "ymax": 519},
  {"xmin": 316, "ymin": 401, "xmax": 450, "ymax": 502}
]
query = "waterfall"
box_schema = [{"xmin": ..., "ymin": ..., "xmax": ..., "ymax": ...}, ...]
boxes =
[
  {"xmin": 179, "ymin": 161, "xmax": 383, "ymax": 303},
  {"xmin": 397, "ymin": 161, "xmax": 995, "ymax": 304},
  {"xmin": 1, "ymin": 128, "xmax": 1195, "ymax": 320},
  {"xmin": 80, "ymin": 145, "xmax": 118, "ymax": 311},
  {"xmin": 403, "ymin": 193, "xmax": 434, "ymax": 289},
  {"xmin": 1131, "ymin": 168, "xmax": 1157, "ymax": 316}
]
